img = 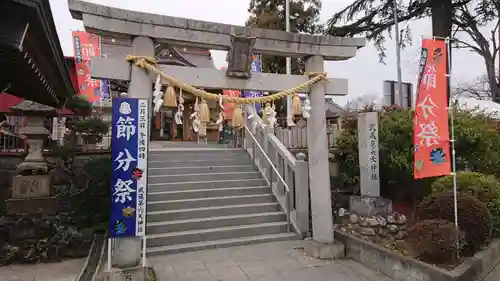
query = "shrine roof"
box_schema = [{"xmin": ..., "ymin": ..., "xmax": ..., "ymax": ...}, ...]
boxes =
[{"xmin": 0, "ymin": 0, "xmax": 76, "ymax": 107}]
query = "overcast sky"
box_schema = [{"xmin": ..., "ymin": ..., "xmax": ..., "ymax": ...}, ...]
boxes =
[{"xmin": 49, "ymin": 0, "xmax": 488, "ymax": 105}]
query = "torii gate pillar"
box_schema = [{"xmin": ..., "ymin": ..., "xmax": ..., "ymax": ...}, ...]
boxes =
[
  {"xmin": 112, "ymin": 36, "xmax": 155, "ymax": 268},
  {"xmin": 305, "ymin": 56, "xmax": 335, "ymax": 244}
]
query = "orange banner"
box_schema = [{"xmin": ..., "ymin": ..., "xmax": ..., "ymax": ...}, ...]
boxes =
[
  {"xmin": 222, "ymin": 89, "xmax": 241, "ymax": 119},
  {"xmin": 413, "ymin": 39, "xmax": 451, "ymax": 179},
  {"xmin": 72, "ymin": 31, "xmax": 101, "ymax": 103}
]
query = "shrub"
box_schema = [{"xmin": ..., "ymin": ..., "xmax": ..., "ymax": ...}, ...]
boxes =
[
  {"xmin": 406, "ymin": 219, "xmax": 465, "ymax": 264},
  {"xmin": 431, "ymin": 172, "xmax": 500, "ymax": 236},
  {"xmin": 71, "ymin": 157, "xmax": 111, "ymax": 231},
  {"xmin": 432, "ymin": 172, "xmax": 500, "ymax": 201},
  {"xmin": 416, "ymin": 192, "xmax": 492, "ymax": 255},
  {"xmin": 334, "ymin": 106, "xmax": 500, "ymax": 202}
]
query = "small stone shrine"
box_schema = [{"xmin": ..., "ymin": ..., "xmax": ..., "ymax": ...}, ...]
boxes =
[
  {"xmin": 350, "ymin": 112, "xmax": 392, "ymax": 217},
  {"xmin": 5, "ymin": 100, "xmax": 58, "ymax": 215}
]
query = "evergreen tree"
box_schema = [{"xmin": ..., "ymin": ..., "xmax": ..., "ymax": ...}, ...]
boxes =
[
  {"xmin": 323, "ymin": 0, "xmax": 472, "ymax": 62},
  {"xmin": 246, "ymin": 0, "xmax": 323, "ymax": 74},
  {"xmin": 324, "ymin": 0, "xmax": 499, "ymax": 101}
]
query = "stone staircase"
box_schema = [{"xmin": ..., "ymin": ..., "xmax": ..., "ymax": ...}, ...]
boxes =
[{"xmin": 146, "ymin": 147, "xmax": 297, "ymax": 255}]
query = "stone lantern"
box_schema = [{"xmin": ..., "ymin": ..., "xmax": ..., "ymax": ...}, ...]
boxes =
[{"xmin": 6, "ymin": 100, "xmax": 58, "ymax": 215}]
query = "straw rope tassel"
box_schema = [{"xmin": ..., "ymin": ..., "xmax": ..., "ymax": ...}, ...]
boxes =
[
  {"xmin": 292, "ymin": 94, "xmax": 302, "ymax": 116},
  {"xmin": 199, "ymin": 99, "xmax": 210, "ymax": 123},
  {"xmin": 262, "ymin": 103, "xmax": 271, "ymax": 125},
  {"xmin": 163, "ymin": 85, "xmax": 177, "ymax": 107},
  {"xmin": 232, "ymin": 105, "xmax": 244, "ymax": 129}
]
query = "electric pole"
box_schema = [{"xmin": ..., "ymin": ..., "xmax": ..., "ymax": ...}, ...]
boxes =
[
  {"xmin": 285, "ymin": 0, "xmax": 294, "ymax": 126},
  {"xmin": 393, "ymin": 0, "xmax": 404, "ymax": 107}
]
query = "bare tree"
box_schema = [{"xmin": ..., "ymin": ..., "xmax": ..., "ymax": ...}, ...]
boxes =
[
  {"xmin": 453, "ymin": 74, "xmax": 493, "ymax": 100},
  {"xmin": 345, "ymin": 93, "xmax": 383, "ymax": 111},
  {"xmin": 452, "ymin": 2, "xmax": 500, "ymax": 101}
]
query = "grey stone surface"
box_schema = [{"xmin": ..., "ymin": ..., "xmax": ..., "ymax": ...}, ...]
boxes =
[
  {"xmin": 350, "ymin": 196, "xmax": 392, "ymax": 217},
  {"xmin": 145, "ymin": 148, "xmax": 297, "ymax": 256},
  {"xmin": 15, "ymin": 115, "xmax": 51, "ymax": 174},
  {"xmin": 357, "ymin": 112, "xmax": 380, "ymax": 197},
  {"xmin": 484, "ymin": 262, "xmax": 500, "ymax": 281},
  {"xmin": 112, "ymin": 35, "xmax": 154, "ymax": 269},
  {"xmin": 91, "ymin": 56, "xmax": 349, "ymax": 96},
  {"xmin": 9, "ymin": 100, "xmax": 57, "ymax": 116},
  {"xmin": 336, "ymin": 231, "xmax": 500, "ymax": 281},
  {"xmin": 102, "ymin": 267, "xmax": 154, "ymax": 281},
  {"xmin": 302, "ymin": 240, "xmax": 345, "ymax": 260},
  {"xmin": 68, "ymin": 0, "xmax": 365, "ymax": 60},
  {"xmin": 305, "ymin": 55, "xmax": 334, "ymax": 244},
  {"xmin": 148, "ymin": 240, "xmax": 393, "ymax": 281},
  {"xmin": 12, "ymin": 174, "xmax": 52, "ymax": 198},
  {"xmin": 0, "ymin": 258, "xmax": 84, "ymax": 281}
]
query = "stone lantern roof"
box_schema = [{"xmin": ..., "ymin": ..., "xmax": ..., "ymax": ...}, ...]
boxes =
[{"xmin": 9, "ymin": 100, "xmax": 58, "ymax": 117}]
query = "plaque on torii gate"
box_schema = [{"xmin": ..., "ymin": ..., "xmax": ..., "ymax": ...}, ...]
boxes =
[
  {"xmin": 68, "ymin": 0, "xmax": 366, "ymax": 270},
  {"xmin": 225, "ymin": 35, "xmax": 256, "ymax": 79}
]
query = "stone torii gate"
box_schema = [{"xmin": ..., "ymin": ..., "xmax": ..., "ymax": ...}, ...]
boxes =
[{"xmin": 69, "ymin": 0, "xmax": 365, "ymax": 268}]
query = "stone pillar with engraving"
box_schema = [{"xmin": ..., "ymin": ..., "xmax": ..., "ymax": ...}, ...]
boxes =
[
  {"xmin": 350, "ymin": 111, "xmax": 392, "ymax": 217},
  {"xmin": 5, "ymin": 100, "xmax": 58, "ymax": 215}
]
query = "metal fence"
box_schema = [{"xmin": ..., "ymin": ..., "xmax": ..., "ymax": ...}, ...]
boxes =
[{"xmin": 0, "ymin": 112, "xmax": 112, "ymax": 155}]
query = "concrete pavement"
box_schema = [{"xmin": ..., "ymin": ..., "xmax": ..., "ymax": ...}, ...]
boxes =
[
  {"xmin": 148, "ymin": 240, "xmax": 392, "ymax": 281},
  {"xmin": 0, "ymin": 258, "xmax": 84, "ymax": 281}
]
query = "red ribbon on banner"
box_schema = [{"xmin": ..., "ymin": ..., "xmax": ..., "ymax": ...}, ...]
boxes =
[{"xmin": 413, "ymin": 39, "xmax": 451, "ymax": 179}]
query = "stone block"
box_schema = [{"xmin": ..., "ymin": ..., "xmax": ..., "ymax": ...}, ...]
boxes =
[
  {"xmin": 12, "ymin": 174, "xmax": 52, "ymax": 199},
  {"xmin": 101, "ymin": 267, "xmax": 156, "ymax": 281},
  {"xmin": 302, "ymin": 240, "xmax": 345, "ymax": 260},
  {"xmin": 6, "ymin": 196, "xmax": 58, "ymax": 215},
  {"xmin": 350, "ymin": 195, "xmax": 392, "ymax": 217}
]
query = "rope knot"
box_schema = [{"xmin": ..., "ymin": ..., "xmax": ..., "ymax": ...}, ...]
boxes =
[
  {"xmin": 304, "ymin": 72, "xmax": 328, "ymax": 79},
  {"xmin": 125, "ymin": 55, "xmax": 157, "ymax": 68}
]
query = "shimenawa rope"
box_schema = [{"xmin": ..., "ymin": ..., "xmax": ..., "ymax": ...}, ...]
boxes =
[{"xmin": 125, "ymin": 55, "xmax": 327, "ymax": 104}]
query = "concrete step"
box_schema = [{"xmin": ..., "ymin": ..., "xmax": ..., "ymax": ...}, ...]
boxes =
[
  {"xmin": 148, "ymin": 171, "xmax": 262, "ymax": 184},
  {"xmin": 146, "ymin": 233, "xmax": 298, "ymax": 255},
  {"xmin": 148, "ymin": 158, "xmax": 252, "ymax": 168},
  {"xmin": 147, "ymin": 222, "xmax": 288, "ymax": 247},
  {"xmin": 148, "ymin": 165, "xmax": 255, "ymax": 176},
  {"xmin": 147, "ymin": 194, "xmax": 274, "ymax": 211},
  {"xmin": 148, "ymin": 179, "xmax": 268, "ymax": 192},
  {"xmin": 147, "ymin": 211, "xmax": 286, "ymax": 234},
  {"xmin": 147, "ymin": 186, "xmax": 270, "ymax": 201},
  {"xmin": 147, "ymin": 202, "xmax": 281, "ymax": 222},
  {"xmin": 149, "ymin": 150, "xmax": 248, "ymax": 161}
]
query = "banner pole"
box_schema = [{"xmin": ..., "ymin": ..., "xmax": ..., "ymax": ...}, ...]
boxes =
[
  {"xmin": 107, "ymin": 238, "xmax": 112, "ymax": 272},
  {"xmin": 142, "ymin": 236, "xmax": 146, "ymax": 268},
  {"xmin": 445, "ymin": 37, "xmax": 459, "ymax": 255}
]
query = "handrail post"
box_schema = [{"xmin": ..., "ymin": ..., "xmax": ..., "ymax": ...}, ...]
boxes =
[
  {"xmin": 294, "ymin": 152, "xmax": 310, "ymax": 238},
  {"xmin": 263, "ymin": 125, "xmax": 273, "ymax": 182}
]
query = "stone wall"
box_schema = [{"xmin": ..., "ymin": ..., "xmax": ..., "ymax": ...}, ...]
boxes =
[
  {"xmin": 337, "ymin": 209, "xmax": 408, "ymax": 253},
  {"xmin": 335, "ymin": 230, "xmax": 500, "ymax": 281}
]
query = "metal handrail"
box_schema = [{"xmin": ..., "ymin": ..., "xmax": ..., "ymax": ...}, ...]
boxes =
[
  {"xmin": 244, "ymin": 124, "xmax": 292, "ymax": 232},
  {"xmin": 244, "ymin": 125, "xmax": 290, "ymax": 193}
]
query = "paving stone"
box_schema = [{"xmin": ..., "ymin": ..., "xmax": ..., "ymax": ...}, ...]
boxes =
[
  {"xmin": 147, "ymin": 241, "xmax": 392, "ymax": 281},
  {"xmin": 0, "ymin": 258, "xmax": 84, "ymax": 281},
  {"xmin": 171, "ymin": 259, "xmax": 207, "ymax": 273},
  {"xmin": 248, "ymin": 272, "xmax": 289, "ymax": 281},
  {"xmin": 238, "ymin": 261, "xmax": 276, "ymax": 277},
  {"xmin": 178, "ymin": 269, "xmax": 214, "ymax": 281},
  {"xmin": 208, "ymin": 265, "xmax": 248, "ymax": 280}
]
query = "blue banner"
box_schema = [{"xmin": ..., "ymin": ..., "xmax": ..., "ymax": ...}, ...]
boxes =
[
  {"xmin": 244, "ymin": 55, "xmax": 263, "ymax": 111},
  {"xmin": 110, "ymin": 98, "xmax": 149, "ymax": 237}
]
